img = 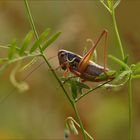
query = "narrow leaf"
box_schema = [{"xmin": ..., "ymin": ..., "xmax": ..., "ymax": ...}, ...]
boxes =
[
  {"xmin": 69, "ymin": 120, "xmax": 78, "ymax": 135},
  {"xmin": 113, "ymin": 0, "xmax": 121, "ymax": 9},
  {"xmin": 100, "ymin": 0, "xmax": 112, "ymax": 13},
  {"xmin": 107, "ymin": 0, "xmax": 113, "ymax": 10},
  {"xmin": 123, "ymin": 55, "xmax": 129, "ymax": 64},
  {"xmin": 30, "ymin": 28, "xmax": 50, "ymax": 53},
  {"xmin": 108, "ymin": 55, "xmax": 130, "ymax": 70},
  {"xmin": 8, "ymin": 40, "xmax": 17, "ymax": 60},
  {"xmin": 19, "ymin": 31, "xmax": 33, "ymax": 55},
  {"xmin": 75, "ymin": 81, "xmax": 90, "ymax": 89},
  {"xmin": 42, "ymin": 32, "xmax": 61, "ymax": 51},
  {"xmin": 70, "ymin": 80, "xmax": 78, "ymax": 100}
]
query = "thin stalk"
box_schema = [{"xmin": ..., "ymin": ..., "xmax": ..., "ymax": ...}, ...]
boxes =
[
  {"xmin": 24, "ymin": 0, "xmax": 87, "ymax": 139},
  {"xmin": 112, "ymin": 9, "xmax": 125, "ymax": 60},
  {"xmin": 72, "ymin": 102, "xmax": 87, "ymax": 140},
  {"xmin": 112, "ymin": 8, "xmax": 132, "ymax": 140},
  {"xmin": 24, "ymin": 0, "xmax": 72, "ymax": 104},
  {"xmin": 75, "ymin": 80, "xmax": 112, "ymax": 103},
  {"xmin": 128, "ymin": 75, "xmax": 132, "ymax": 140},
  {"xmin": 41, "ymin": 53, "xmax": 73, "ymax": 105},
  {"xmin": 24, "ymin": 0, "xmax": 42, "ymax": 53}
]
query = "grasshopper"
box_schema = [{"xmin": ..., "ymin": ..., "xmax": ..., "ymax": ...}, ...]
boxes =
[{"xmin": 58, "ymin": 30, "xmax": 116, "ymax": 82}]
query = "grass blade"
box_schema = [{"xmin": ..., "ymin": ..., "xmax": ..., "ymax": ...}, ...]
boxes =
[
  {"xmin": 108, "ymin": 55, "xmax": 130, "ymax": 70},
  {"xmin": 19, "ymin": 31, "xmax": 33, "ymax": 55},
  {"xmin": 70, "ymin": 80, "xmax": 78, "ymax": 100},
  {"xmin": 42, "ymin": 32, "xmax": 61, "ymax": 51},
  {"xmin": 107, "ymin": 0, "xmax": 113, "ymax": 10},
  {"xmin": 8, "ymin": 40, "xmax": 17, "ymax": 60},
  {"xmin": 113, "ymin": 0, "xmax": 121, "ymax": 9},
  {"xmin": 30, "ymin": 28, "xmax": 50, "ymax": 53}
]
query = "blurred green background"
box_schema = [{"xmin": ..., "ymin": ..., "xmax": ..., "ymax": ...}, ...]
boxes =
[{"xmin": 0, "ymin": 1, "xmax": 140, "ymax": 140}]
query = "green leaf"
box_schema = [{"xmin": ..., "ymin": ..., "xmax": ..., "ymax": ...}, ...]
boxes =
[
  {"xmin": 69, "ymin": 120, "xmax": 78, "ymax": 135},
  {"xmin": 75, "ymin": 81, "xmax": 90, "ymax": 89},
  {"xmin": 120, "ymin": 55, "xmax": 129, "ymax": 71},
  {"xmin": 100, "ymin": 0, "xmax": 112, "ymax": 13},
  {"xmin": 107, "ymin": 0, "xmax": 113, "ymax": 10},
  {"xmin": 113, "ymin": 0, "xmax": 121, "ymax": 9},
  {"xmin": 70, "ymin": 80, "xmax": 78, "ymax": 99},
  {"xmin": 123, "ymin": 55, "xmax": 129, "ymax": 64},
  {"xmin": 42, "ymin": 32, "xmax": 61, "ymax": 51},
  {"xmin": 19, "ymin": 31, "xmax": 33, "ymax": 55},
  {"xmin": 108, "ymin": 55, "xmax": 130, "ymax": 70},
  {"xmin": 61, "ymin": 77, "xmax": 89, "ymax": 97},
  {"xmin": 8, "ymin": 40, "xmax": 17, "ymax": 60},
  {"xmin": 30, "ymin": 28, "xmax": 50, "ymax": 53}
]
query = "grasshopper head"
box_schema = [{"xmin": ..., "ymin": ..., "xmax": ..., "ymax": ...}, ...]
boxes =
[
  {"xmin": 58, "ymin": 50, "xmax": 81, "ymax": 70},
  {"xmin": 58, "ymin": 50, "xmax": 69, "ymax": 70}
]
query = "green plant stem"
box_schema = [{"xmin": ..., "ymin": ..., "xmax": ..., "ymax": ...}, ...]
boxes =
[
  {"xmin": 128, "ymin": 75, "xmax": 132, "ymax": 140},
  {"xmin": 112, "ymin": 9, "xmax": 125, "ymax": 60},
  {"xmin": 24, "ymin": 0, "xmax": 88, "ymax": 139},
  {"xmin": 24, "ymin": 0, "xmax": 42, "ymax": 53},
  {"xmin": 24, "ymin": 0, "xmax": 72, "ymax": 105},
  {"xmin": 72, "ymin": 102, "xmax": 87, "ymax": 140},
  {"xmin": 112, "ymin": 8, "xmax": 132, "ymax": 140},
  {"xmin": 41, "ymin": 54, "xmax": 73, "ymax": 105},
  {"xmin": 75, "ymin": 80, "xmax": 112, "ymax": 103}
]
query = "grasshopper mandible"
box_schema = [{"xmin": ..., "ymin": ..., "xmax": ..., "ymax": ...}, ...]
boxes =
[{"xmin": 58, "ymin": 30, "xmax": 116, "ymax": 82}]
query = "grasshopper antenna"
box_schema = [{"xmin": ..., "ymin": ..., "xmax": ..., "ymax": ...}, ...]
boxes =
[{"xmin": 0, "ymin": 54, "xmax": 58, "ymax": 104}]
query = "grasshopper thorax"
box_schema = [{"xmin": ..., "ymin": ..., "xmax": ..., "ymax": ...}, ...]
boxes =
[{"xmin": 58, "ymin": 50, "xmax": 81, "ymax": 70}]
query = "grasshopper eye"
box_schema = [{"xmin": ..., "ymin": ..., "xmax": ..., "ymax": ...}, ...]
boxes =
[{"xmin": 60, "ymin": 52, "xmax": 65, "ymax": 57}]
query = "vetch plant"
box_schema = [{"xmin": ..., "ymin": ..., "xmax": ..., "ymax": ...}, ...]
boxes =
[{"xmin": 0, "ymin": 0, "xmax": 140, "ymax": 140}]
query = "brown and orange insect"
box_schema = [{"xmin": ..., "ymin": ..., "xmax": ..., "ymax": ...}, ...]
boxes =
[{"xmin": 58, "ymin": 30, "xmax": 116, "ymax": 82}]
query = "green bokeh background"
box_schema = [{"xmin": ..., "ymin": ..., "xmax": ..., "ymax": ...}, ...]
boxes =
[{"xmin": 0, "ymin": 1, "xmax": 140, "ymax": 140}]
